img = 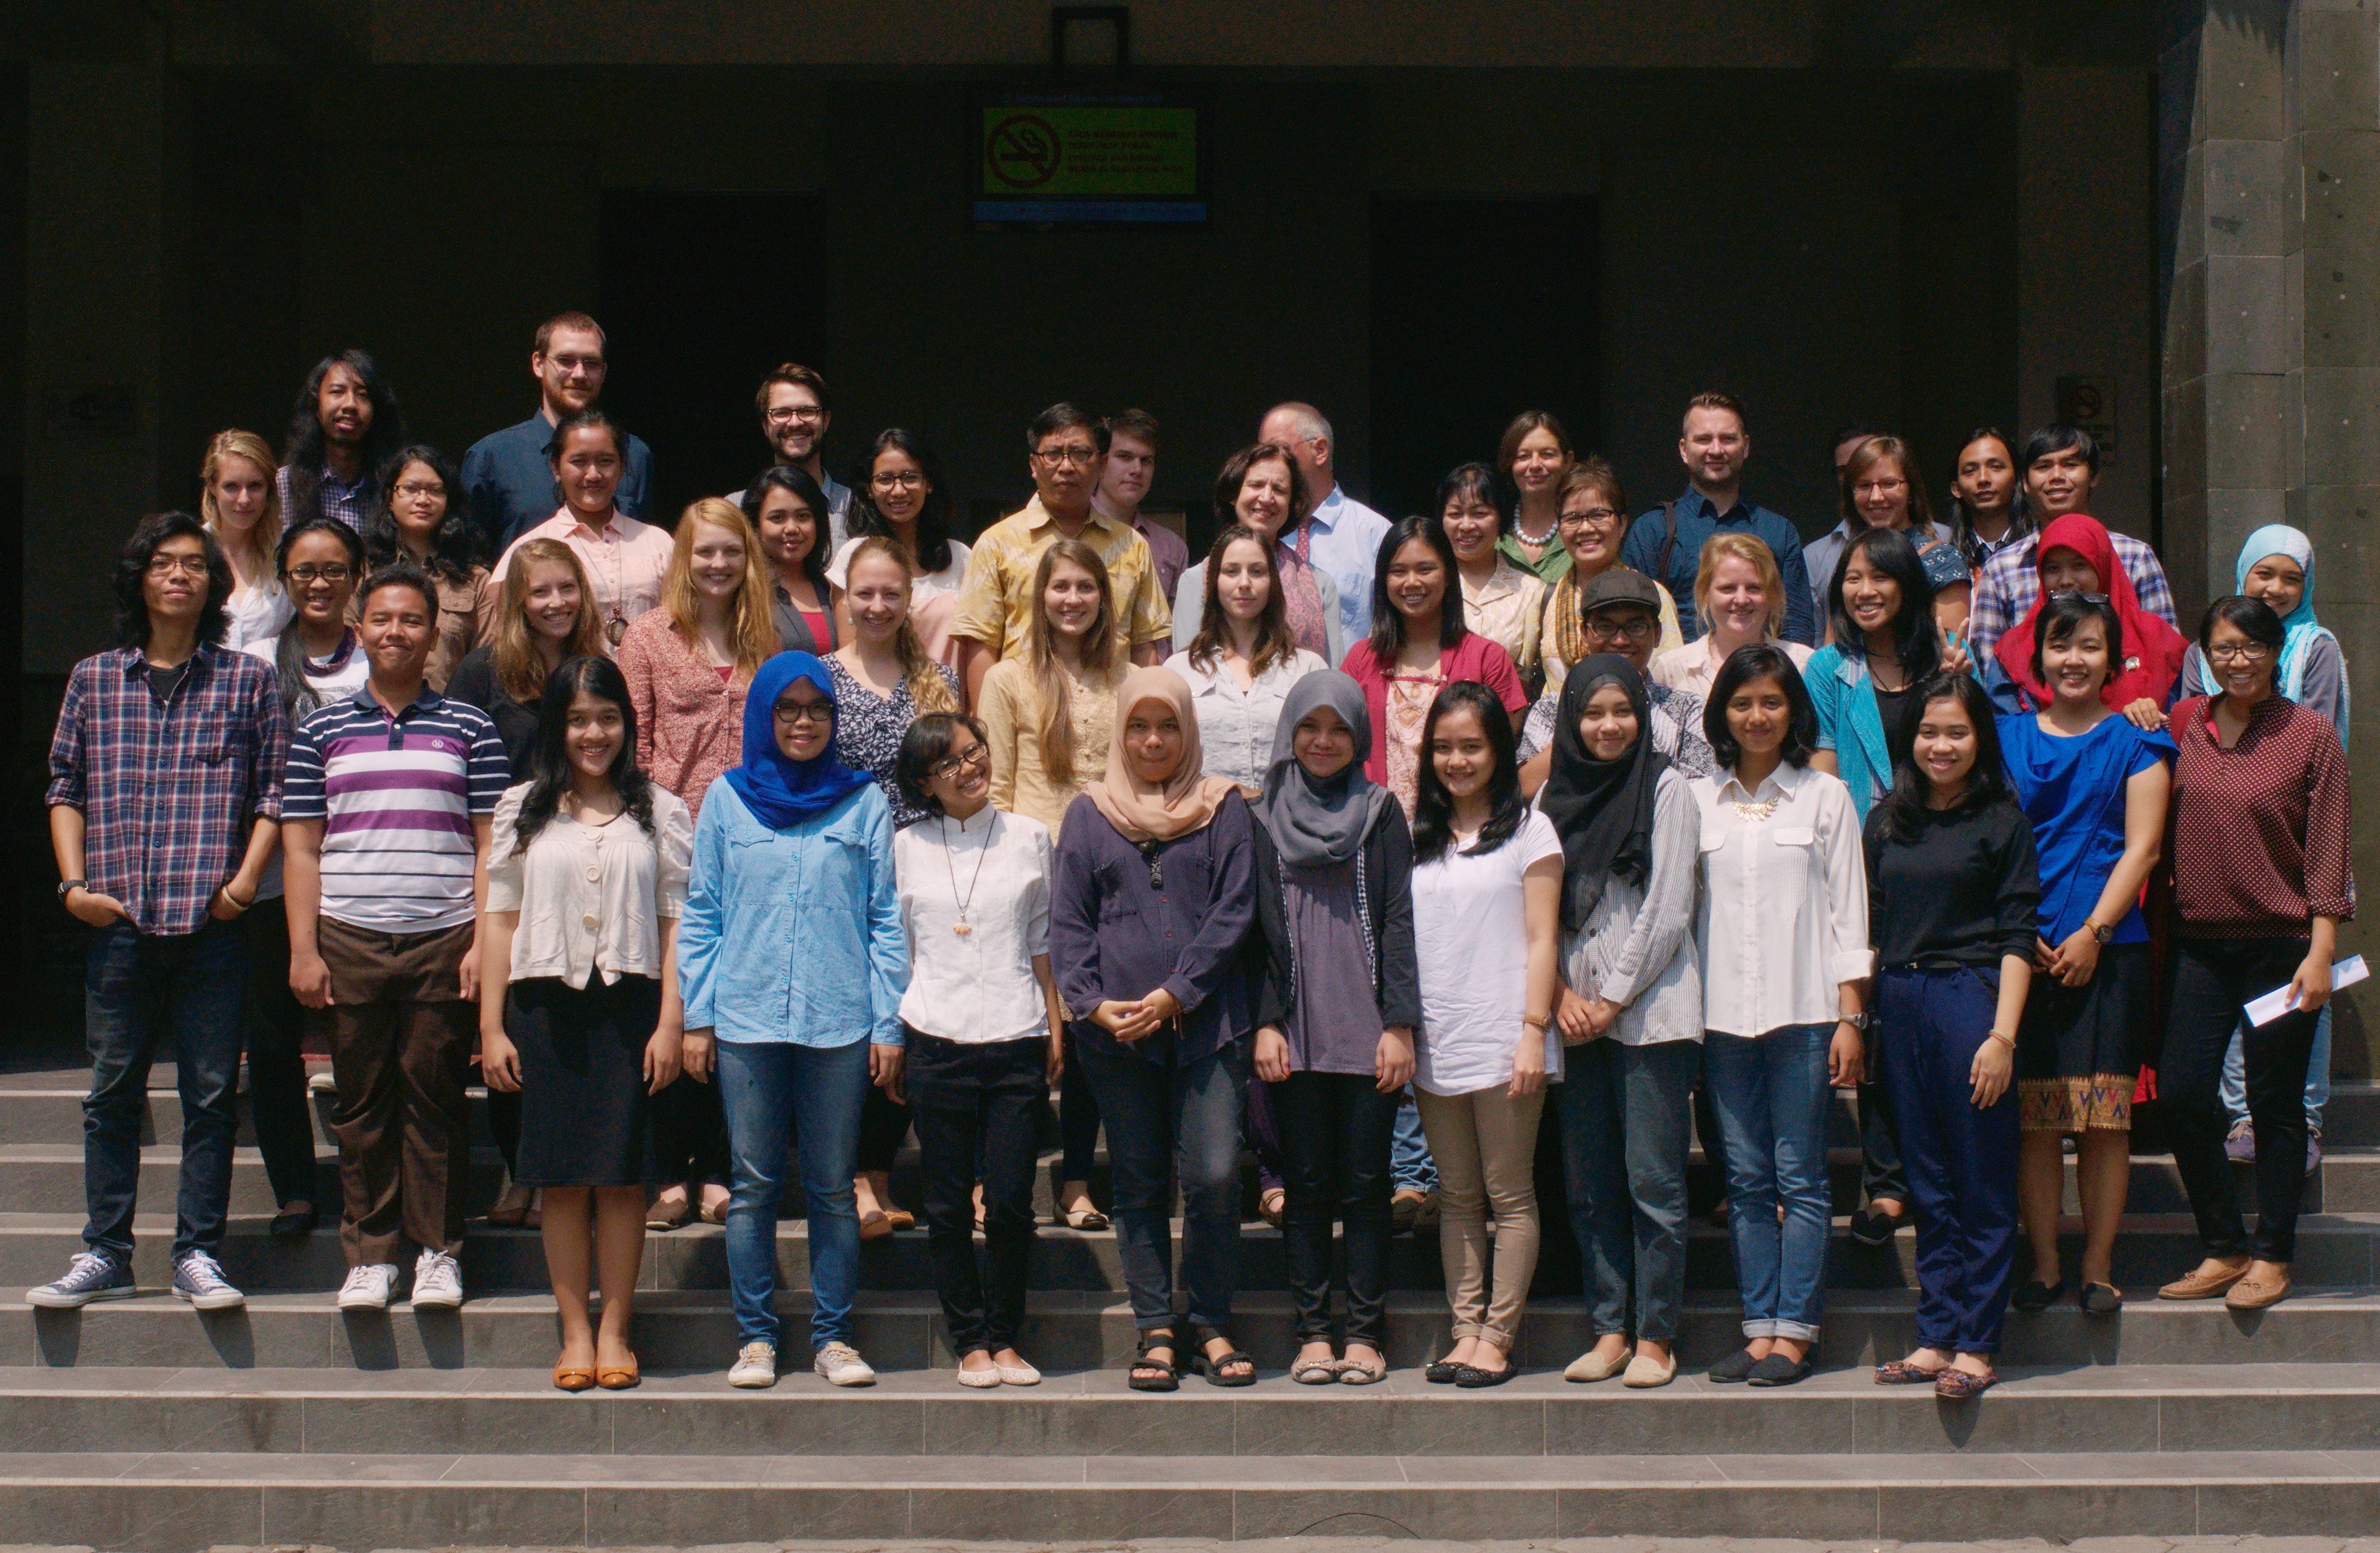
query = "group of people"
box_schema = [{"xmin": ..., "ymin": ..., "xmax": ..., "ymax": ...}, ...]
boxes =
[{"xmin": 40, "ymin": 312, "xmax": 2355, "ymax": 1406}]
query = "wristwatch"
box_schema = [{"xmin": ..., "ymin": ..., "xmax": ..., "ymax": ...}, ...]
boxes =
[
  {"xmin": 1840, "ymin": 1011, "xmax": 1870, "ymax": 1032},
  {"xmin": 2085, "ymin": 919, "xmax": 2115, "ymax": 945},
  {"xmin": 55, "ymin": 879, "xmax": 85, "ymax": 902}
]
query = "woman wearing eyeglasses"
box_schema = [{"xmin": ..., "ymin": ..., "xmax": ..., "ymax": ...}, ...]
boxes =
[
  {"xmin": 830, "ymin": 430, "xmax": 973, "ymax": 673},
  {"xmin": 362, "ymin": 444, "xmax": 494, "ymax": 690},
  {"xmin": 1539, "ymin": 461, "xmax": 1683, "ymax": 695}
]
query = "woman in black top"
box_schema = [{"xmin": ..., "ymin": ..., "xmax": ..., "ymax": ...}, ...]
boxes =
[{"xmin": 1862, "ymin": 671, "xmax": 2040, "ymax": 1399}]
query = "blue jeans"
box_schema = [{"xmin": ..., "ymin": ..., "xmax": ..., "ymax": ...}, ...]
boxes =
[
  {"xmin": 84, "ymin": 917, "xmax": 248, "ymax": 1260},
  {"xmin": 2222, "ymin": 1007, "xmax": 2330, "ymax": 1131},
  {"xmin": 1391, "ymin": 1088, "xmax": 1437, "ymax": 1194},
  {"xmin": 1556, "ymin": 1037, "xmax": 1700, "ymax": 1343},
  {"xmin": 1703, "ymin": 1023, "xmax": 1835, "ymax": 1341},
  {"xmin": 1074, "ymin": 1034, "xmax": 1246, "ymax": 1331},
  {"xmin": 1875, "ymin": 968, "xmax": 2019, "ymax": 1354},
  {"xmin": 716, "ymin": 1038, "xmax": 873, "ymax": 1350}
]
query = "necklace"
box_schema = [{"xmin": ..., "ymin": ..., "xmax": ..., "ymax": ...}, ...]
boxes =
[
  {"xmin": 1729, "ymin": 797, "xmax": 1780, "ymax": 822},
  {"xmin": 941, "ymin": 812, "xmax": 991, "ymax": 935}
]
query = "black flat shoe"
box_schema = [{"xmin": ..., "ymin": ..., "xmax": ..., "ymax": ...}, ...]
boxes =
[
  {"xmin": 1746, "ymin": 1350, "xmax": 1815, "ymax": 1387},
  {"xmin": 1454, "ymin": 1361, "xmax": 1516, "ymax": 1388},
  {"xmin": 2080, "ymin": 1281, "xmax": 2124, "ymax": 1315},
  {"xmin": 2012, "ymin": 1277, "xmax": 2068, "ymax": 1312},
  {"xmin": 1706, "ymin": 1347, "xmax": 1760, "ymax": 1383},
  {"xmin": 1847, "ymin": 1202, "xmax": 1905, "ymax": 1247},
  {"xmin": 1424, "ymin": 1358, "xmax": 1462, "ymax": 1384},
  {"xmin": 269, "ymin": 1206, "xmax": 318, "ymax": 1239}
]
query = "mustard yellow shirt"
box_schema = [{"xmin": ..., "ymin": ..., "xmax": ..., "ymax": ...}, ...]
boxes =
[
  {"xmin": 950, "ymin": 498, "xmax": 1174, "ymax": 660},
  {"xmin": 978, "ymin": 654, "xmax": 1127, "ymax": 837}
]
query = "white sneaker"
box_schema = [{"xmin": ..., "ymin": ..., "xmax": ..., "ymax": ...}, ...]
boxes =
[
  {"xmin": 337, "ymin": 1263, "xmax": 399, "ymax": 1310},
  {"xmin": 728, "ymin": 1340, "xmax": 778, "ymax": 1388},
  {"xmin": 813, "ymin": 1340, "xmax": 876, "ymax": 1387},
  {"xmin": 410, "ymin": 1249, "xmax": 464, "ymax": 1309}
]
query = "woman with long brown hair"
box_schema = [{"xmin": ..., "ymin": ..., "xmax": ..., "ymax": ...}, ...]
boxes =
[
  {"xmin": 1165, "ymin": 525, "xmax": 1328, "ymax": 796},
  {"xmin": 1170, "ymin": 443, "xmax": 1343, "ymax": 664}
]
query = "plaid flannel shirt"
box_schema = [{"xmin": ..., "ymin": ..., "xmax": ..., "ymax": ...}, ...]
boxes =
[{"xmin": 1968, "ymin": 531, "xmax": 2175, "ymax": 658}]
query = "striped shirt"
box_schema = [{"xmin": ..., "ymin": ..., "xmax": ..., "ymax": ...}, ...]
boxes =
[{"xmin": 282, "ymin": 686, "xmax": 510, "ymax": 932}]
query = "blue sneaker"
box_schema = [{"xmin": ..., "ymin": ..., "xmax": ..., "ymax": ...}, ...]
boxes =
[
  {"xmin": 27, "ymin": 1251, "xmax": 135, "ymax": 1309},
  {"xmin": 172, "ymin": 1249, "xmax": 244, "ymax": 1310}
]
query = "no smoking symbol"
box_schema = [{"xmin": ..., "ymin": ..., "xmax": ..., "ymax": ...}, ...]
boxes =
[
  {"xmin": 988, "ymin": 114, "xmax": 1062, "ymax": 189},
  {"xmin": 2068, "ymin": 384, "xmax": 2103, "ymax": 420}
]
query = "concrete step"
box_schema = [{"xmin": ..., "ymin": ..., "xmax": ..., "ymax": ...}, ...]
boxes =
[
  {"xmin": 0, "ymin": 1359, "xmax": 2369, "ymax": 1458},
  {"xmin": 2, "ymin": 1444, "xmax": 2377, "ymax": 1547},
  {"xmin": 9, "ymin": 1285, "xmax": 2380, "ymax": 1372}
]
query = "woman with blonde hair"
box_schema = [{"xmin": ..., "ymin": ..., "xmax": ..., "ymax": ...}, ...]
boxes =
[
  {"xmin": 201, "ymin": 429, "xmax": 291, "ymax": 651},
  {"xmin": 1540, "ymin": 461, "xmax": 1683, "ymax": 692},
  {"xmin": 980, "ymin": 537, "xmax": 1128, "ymax": 837},
  {"xmin": 1651, "ymin": 532, "xmax": 1815, "ymax": 700}
]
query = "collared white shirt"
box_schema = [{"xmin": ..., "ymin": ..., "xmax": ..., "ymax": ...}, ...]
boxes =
[
  {"xmin": 486, "ymin": 783, "xmax": 693, "ymax": 990},
  {"xmin": 894, "ymin": 805, "xmax": 1054, "ymax": 1044},
  {"xmin": 1299, "ymin": 485, "xmax": 1393, "ymax": 642},
  {"xmin": 493, "ymin": 507, "xmax": 675, "ymax": 639},
  {"xmin": 1162, "ymin": 647, "xmax": 1330, "ymax": 792},
  {"xmin": 1691, "ymin": 759, "xmax": 1874, "ymax": 1038},
  {"xmin": 1651, "ymin": 637, "xmax": 1814, "ymax": 702}
]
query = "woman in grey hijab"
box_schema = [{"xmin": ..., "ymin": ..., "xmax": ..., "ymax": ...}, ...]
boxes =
[{"xmin": 1248, "ymin": 669, "xmax": 1422, "ymax": 1385}]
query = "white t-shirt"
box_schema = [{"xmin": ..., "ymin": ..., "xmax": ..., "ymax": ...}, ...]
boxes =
[
  {"xmin": 1412, "ymin": 807, "xmax": 1564, "ymax": 1096},
  {"xmin": 828, "ymin": 535, "xmax": 971, "ymax": 600},
  {"xmin": 243, "ymin": 633, "xmax": 373, "ymax": 901}
]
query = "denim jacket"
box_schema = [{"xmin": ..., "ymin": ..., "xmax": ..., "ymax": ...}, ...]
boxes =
[{"xmin": 677, "ymin": 777, "xmax": 908, "ymax": 1047}]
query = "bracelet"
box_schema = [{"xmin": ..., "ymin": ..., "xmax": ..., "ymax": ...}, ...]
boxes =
[
  {"xmin": 1987, "ymin": 1030, "xmax": 2017, "ymax": 1050},
  {"xmin": 218, "ymin": 883, "xmax": 254, "ymax": 912}
]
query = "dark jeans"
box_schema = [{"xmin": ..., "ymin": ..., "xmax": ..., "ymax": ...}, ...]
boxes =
[
  {"xmin": 1246, "ymin": 1071, "xmax": 1286, "ymax": 1196},
  {"xmin": 1075, "ymin": 1032, "xmax": 1246, "ymax": 1331},
  {"xmin": 1557, "ymin": 1037, "xmax": 1700, "ymax": 1343},
  {"xmin": 2162, "ymin": 936, "xmax": 2322, "ymax": 1263},
  {"xmin": 1271, "ymin": 1070, "xmax": 1398, "ymax": 1346},
  {"xmin": 909, "ymin": 1030, "xmax": 1044, "ymax": 1354},
  {"xmin": 1058, "ymin": 1024, "xmax": 1101, "ymax": 1183},
  {"xmin": 83, "ymin": 916, "xmax": 248, "ymax": 1260},
  {"xmin": 1876, "ymin": 967, "xmax": 2019, "ymax": 1353},
  {"xmin": 486, "ymin": 1088, "xmax": 522, "ymax": 1177},
  {"xmin": 241, "ymin": 897, "xmax": 317, "ymax": 1210},
  {"xmin": 1857, "ymin": 1078, "xmax": 1908, "ymax": 1207},
  {"xmin": 650, "ymin": 1071, "xmax": 731, "ymax": 1189},
  {"xmin": 858, "ymin": 1083, "xmax": 911, "ymax": 1175}
]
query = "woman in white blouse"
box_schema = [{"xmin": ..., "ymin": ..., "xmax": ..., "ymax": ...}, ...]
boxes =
[
  {"xmin": 891, "ymin": 712, "xmax": 1067, "ymax": 1388},
  {"xmin": 200, "ymin": 429, "xmax": 292, "ymax": 651},
  {"xmin": 1650, "ymin": 532, "xmax": 1815, "ymax": 700},
  {"xmin": 1164, "ymin": 525, "xmax": 1329, "ymax": 797},
  {"xmin": 479, "ymin": 656, "xmax": 693, "ymax": 1394},
  {"xmin": 1692, "ymin": 644, "xmax": 1872, "ymax": 1389}
]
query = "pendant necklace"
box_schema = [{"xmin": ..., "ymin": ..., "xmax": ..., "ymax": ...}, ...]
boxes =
[{"xmin": 942, "ymin": 814, "xmax": 991, "ymax": 936}]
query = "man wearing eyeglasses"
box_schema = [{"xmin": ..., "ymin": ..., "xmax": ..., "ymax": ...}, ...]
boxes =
[
  {"xmin": 1516, "ymin": 568, "xmax": 1716, "ymax": 792},
  {"xmin": 461, "ymin": 312, "xmax": 655, "ymax": 555},
  {"xmin": 950, "ymin": 404, "xmax": 1173, "ymax": 705},
  {"xmin": 728, "ymin": 363, "xmax": 855, "ymax": 556}
]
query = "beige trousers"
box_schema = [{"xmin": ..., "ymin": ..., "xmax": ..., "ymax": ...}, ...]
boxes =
[{"xmin": 1416, "ymin": 1083, "xmax": 1545, "ymax": 1351}]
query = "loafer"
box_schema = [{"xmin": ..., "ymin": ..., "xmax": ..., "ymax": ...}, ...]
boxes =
[
  {"xmin": 1622, "ymin": 1350, "xmax": 1677, "ymax": 1388},
  {"xmin": 2223, "ymin": 1117, "xmax": 2256, "ymax": 1164},
  {"xmin": 2011, "ymin": 1277, "xmax": 2067, "ymax": 1312},
  {"xmin": 2160, "ymin": 1260, "xmax": 2251, "ymax": 1300},
  {"xmin": 2226, "ymin": 1268, "xmax": 2292, "ymax": 1310},
  {"xmin": 1564, "ymin": 1347, "xmax": 1628, "ymax": 1383},
  {"xmin": 1705, "ymin": 1347, "xmax": 1760, "ymax": 1383},
  {"xmin": 1746, "ymin": 1350, "xmax": 1815, "ymax": 1388},
  {"xmin": 1453, "ymin": 1361, "xmax": 1516, "ymax": 1388},
  {"xmin": 1847, "ymin": 1201, "xmax": 1904, "ymax": 1246},
  {"xmin": 1423, "ymin": 1358, "xmax": 1463, "ymax": 1384}
]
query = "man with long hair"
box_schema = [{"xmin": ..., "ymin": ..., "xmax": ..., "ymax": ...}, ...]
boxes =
[{"xmin": 280, "ymin": 350, "xmax": 407, "ymax": 531}]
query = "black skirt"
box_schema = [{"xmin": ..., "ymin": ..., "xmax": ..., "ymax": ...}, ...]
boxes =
[
  {"xmin": 2016, "ymin": 941, "xmax": 2150, "ymax": 1133},
  {"xmin": 507, "ymin": 975, "xmax": 662, "ymax": 1187}
]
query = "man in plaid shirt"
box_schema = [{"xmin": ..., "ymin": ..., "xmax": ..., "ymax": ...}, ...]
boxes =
[
  {"xmin": 36, "ymin": 513, "xmax": 287, "ymax": 1312},
  {"xmin": 1967, "ymin": 427, "xmax": 2175, "ymax": 658}
]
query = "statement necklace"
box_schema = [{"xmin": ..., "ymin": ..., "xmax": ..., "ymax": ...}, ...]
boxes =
[{"xmin": 940, "ymin": 812, "xmax": 991, "ymax": 936}]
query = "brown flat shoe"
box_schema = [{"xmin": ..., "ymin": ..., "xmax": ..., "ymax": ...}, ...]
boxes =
[
  {"xmin": 2226, "ymin": 1268, "xmax": 2292, "ymax": 1310},
  {"xmin": 596, "ymin": 1353, "xmax": 641, "ymax": 1389},
  {"xmin": 553, "ymin": 1361, "xmax": 596, "ymax": 1393},
  {"xmin": 1935, "ymin": 1368, "xmax": 1997, "ymax": 1399},
  {"xmin": 646, "ymin": 1196, "xmax": 692, "ymax": 1232},
  {"xmin": 2159, "ymin": 1260, "xmax": 2251, "ymax": 1300},
  {"xmin": 859, "ymin": 1210, "xmax": 894, "ymax": 1241},
  {"xmin": 884, "ymin": 1210, "xmax": 915, "ymax": 1232}
]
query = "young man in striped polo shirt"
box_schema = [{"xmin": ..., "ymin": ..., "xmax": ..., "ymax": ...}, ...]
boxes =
[{"xmin": 282, "ymin": 562, "xmax": 509, "ymax": 1312}]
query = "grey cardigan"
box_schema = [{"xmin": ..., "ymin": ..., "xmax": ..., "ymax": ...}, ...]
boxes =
[{"xmin": 1552, "ymin": 766, "xmax": 1703, "ymax": 1047}]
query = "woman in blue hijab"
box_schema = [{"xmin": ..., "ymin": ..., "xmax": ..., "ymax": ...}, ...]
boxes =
[{"xmin": 677, "ymin": 651, "xmax": 908, "ymax": 1391}]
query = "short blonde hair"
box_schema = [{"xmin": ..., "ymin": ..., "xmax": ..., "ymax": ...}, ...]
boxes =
[
  {"xmin": 663, "ymin": 498, "xmax": 778, "ymax": 679},
  {"xmin": 1692, "ymin": 531, "xmax": 1785, "ymax": 638}
]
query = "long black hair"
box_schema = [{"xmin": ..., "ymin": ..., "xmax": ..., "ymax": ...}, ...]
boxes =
[
  {"xmin": 1366, "ymin": 514, "xmax": 1468, "ymax": 662},
  {"xmin": 1703, "ymin": 642, "xmax": 1820, "ymax": 771},
  {"xmin": 113, "ymin": 511, "xmax": 231, "ymax": 650},
  {"xmin": 1872, "ymin": 670, "xmax": 2014, "ymax": 844},
  {"xmin": 1827, "ymin": 526, "xmax": 1940, "ymax": 682},
  {"xmin": 514, "ymin": 655, "xmax": 657, "ymax": 848},
  {"xmin": 848, "ymin": 427, "xmax": 956, "ymax": 575},
  {"xmin": 284, "ymin": 350, "xmax": 405, "ymax": 525},
  {"xmin": 362, "ymin": 444, "xmax": 475, "ymax": 582},
  {"xmin": 1409, "ymin": 681, "xmax": 1524, "ymax": 865},
  {"xmin": 741, "ymin": 465, "xmax": 835, "ymax": 599},
  {"xmin": 269, "ymin": 516, "xmax": 366, "ymax": 718}
]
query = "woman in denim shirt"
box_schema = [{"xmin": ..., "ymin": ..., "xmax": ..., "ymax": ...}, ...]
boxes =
[
  {"xmin": 1050, "ymin": 667, "xmax": 1260, "ymax": 1392},
  {"xmin": 677, "ymin": 651, "xmax": 907, "ymax": 1391}
]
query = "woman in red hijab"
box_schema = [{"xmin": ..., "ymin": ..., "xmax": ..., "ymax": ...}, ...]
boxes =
[{"xmin": 1992, "ymin": 514, "xmax": 2188, "ymax": 727}]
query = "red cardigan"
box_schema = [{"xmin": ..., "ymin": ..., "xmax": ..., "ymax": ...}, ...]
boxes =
[{"xmin": 1339, "ymin": 632, "xmax": 1529, "ymax": 785}]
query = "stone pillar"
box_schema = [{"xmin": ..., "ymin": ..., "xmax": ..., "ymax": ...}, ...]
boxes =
[{"xmin": 2161, "ymin": 0, "xmax": 2380, "ymax": 1070}]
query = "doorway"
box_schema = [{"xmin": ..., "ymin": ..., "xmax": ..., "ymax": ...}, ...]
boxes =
[
  {"xmin": 1368, "ymin": 195, "xmax": 1599, "ymax": 521},
  {"xmin": 598, "ymin": 192, "xmax": 829, "ymax": 522}
]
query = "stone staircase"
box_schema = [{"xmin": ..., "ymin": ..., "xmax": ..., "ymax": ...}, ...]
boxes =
[{"xmin": 2, "ymin": 1062, "xmax": 2379, "ymax": 1546}]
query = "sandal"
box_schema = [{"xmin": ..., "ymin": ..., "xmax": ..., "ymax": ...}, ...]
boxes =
[
  {"xmin": 1258, "ymin": 1188, "xmax": 1285, "ymax": 1228},
  {"xmin": 1934, "ymin": 1367, "xmax": 1997, "ymax": 1399},
  {"xmin": 1129, "ymin": 1330, "xmax": 1181, "ymax": 1393},
  {"xmin": 1290, "ymin": 1351, "xmax": 1341, "ymax": 1384},
  {"xmin": 2081, "ymin": 1281, "xmax": 2124, "ymax": 1315},
  {"xmin": 1192, "ymin": 1323, "xmax": 1257, "ymax": 1387},
  {"xmin": 1338, "ymin": 1350, "xmax": 1388, "ymax": 1386},
  {"xmin": 1874, "ymin": 1358, "xmax": 1946, "ymax": 1385}
]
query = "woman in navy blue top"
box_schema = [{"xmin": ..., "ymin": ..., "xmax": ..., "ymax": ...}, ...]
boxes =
[{"xmin": 1050, "ymin": 666, "xmax": 1260, "ymax": 1391}]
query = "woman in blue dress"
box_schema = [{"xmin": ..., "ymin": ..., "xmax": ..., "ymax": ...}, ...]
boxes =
[{"xmin": 1999, "ymin": 592, "xmax": 2174, "ymax": 1318}]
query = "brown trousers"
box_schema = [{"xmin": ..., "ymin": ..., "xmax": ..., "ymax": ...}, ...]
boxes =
[
  {"xmin": 315, "ymin": 917, "xmax": 476, "ymax": 1267},
  {"xmin": 1416, "ymin": 1084, "xmax": 1545, "ymax": 1351}
]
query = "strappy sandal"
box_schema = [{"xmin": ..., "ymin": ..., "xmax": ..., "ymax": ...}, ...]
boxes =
[
  {"xmin": 1129, "ymin": 1330, "xmax": 1181, "ymax": 1393},
  {"xmin": 1192, "ymin": 1323, "xmax": 1257, "ymax": 1387},
  {"xmin": 1290, "ymin": 1351, "xmax": 1342, "ymax": 1384},
  {"xmin": 1934, "ymin": 1367, "xmax": 1998, "ymax": 1399},
  {"xmin": 1873, "ymin": 1359, "xmax": 1947, "ymax": 1385},
  {"xmin": 1338, "ymin": 1350, "xmax": 1388, "ymax": 1386}
]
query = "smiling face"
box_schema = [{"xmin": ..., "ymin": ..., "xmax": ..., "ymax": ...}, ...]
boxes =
[
  {"xmin": 522, "ymin": 559, "xmax": 584, "ymax": 644},
  {"xmin": 687, "ymin": 517, "xmax": 748, "ymax": 603},
  {"xmin": 211, "ymin": 455, "xmax": 272, "ymax": 533},
  {"xmin": 1850, "ymin": 454, "xmax": 1912, "ymax": 531},
  {"xmin": 925, "ymin": 725, "xmax": 993, "ymax": 815},
  {"xmin": 2204, "ymin": 616, "xmax": 2279, "ymax": 700},
  {"xmin": 1510, "ymin": 427, "xmax": 1570, "ymax": 501},
  {"xmin": 316, "ymin": 362, "xmax": 372, "ymax": 448},
  {"xmin": 2243, "ymin": 553, "xmax": 2305, "ymax": 618},
  {"xmin": 868, "ymin": 444, "xmax": 929, "ymax": 527},
  {"xmin": 2039, "ymin": 545, "xmax": 2101, "ymax": 597},
  {"xmin": 1042, "ymin": 555, "xmax": 1102, "ymax": 642},
  {"xmin": 1955, "ymin": 436, "xmax": 2016, "ymax": 518},
  {"xmin": 1911, "ymin": 693, "xmax": 1978, "ymax": 797},
  {"xmin": 1575, "ymin": 682, "xmax": 1641, "ymax": 762},
  {"xmin": 554, "ymin": 426, "xmax": 622, "ymax": 516},
  {"xmin": 563, "ymin": 687, "xmax": 625, "ymax": 782},
  {"xmin": 764, "ymin": 381, "xmax": 828, "ymax": 465},
  {"xmin": 283, "ymin": 530, "xmax": 357, "ymax": 629},
  {"xmin": 1234, "ymin": 455, "xmax": 1297, "ymax": 541},
  {"xmin": 1214, "ymin": 535, "xmax": 1273, "ymax": 625},
  {"xmin": 358, "ymin": 581, "xmax": 434, "ymax": 680},
  {"xmin": 1558, "ymin": 483, "xmax": 1625, "ymax": 572},
  {"xmin": 2026, "ymin": 445, "xmax": 2094, "ymax": 519},
  {"xmin": 1679, "ymin": 404, "xmax": 1749, "ymax": 489},
  {"xmin": 754, "ymin": 486, "xmax": 817, "ymax": 575},
  {"xmin": 387, "ymin": 459, "xmax": 449, "ymax": 550},
  {"xmin": 1582, "ymin": 603, "xmax": 1660, "ymax": 670},
  {"xmin": 1724, "ymin": 674, "xmax": 1792, "ymax": 759},
  {"xmin": 843, "ymin": 550, "xmax": 911, "ymax": 644},
  {"xmin": 1440, "ymin": 484, "xmax": 1501, "ymax": 564},
  {"xmin": 1292, "ymin": 703, "xmax": 1355, "ymax": 782},
  {"xmin": 773, "ymin": 677, "xmax": 832, "ymax": 761},
  {"xmin": 1123, "ymin": 698, "xmax": 1186, "ymax": 785},
  {"xmin": 142, "ymin": 533, "xmax": 211, "ymax": 627},
  {"xmin": 1428, "ymin": 705, "xmax": 1493, "ymax": 802},
  {"xmin": 1705, "ymin": 554, "xmax": 1770, "ymax": 643},
  {"xmin": 2040, "ymin": 614, "xmax": 2113, "ymax": 705},
  {"xmin": 1841, "ymin": 551, "xmax": 1903, "ymax": 641},
  {"xmin": 1386, "ymin": 538, "xmax": 1447, "ymax": 624}
]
